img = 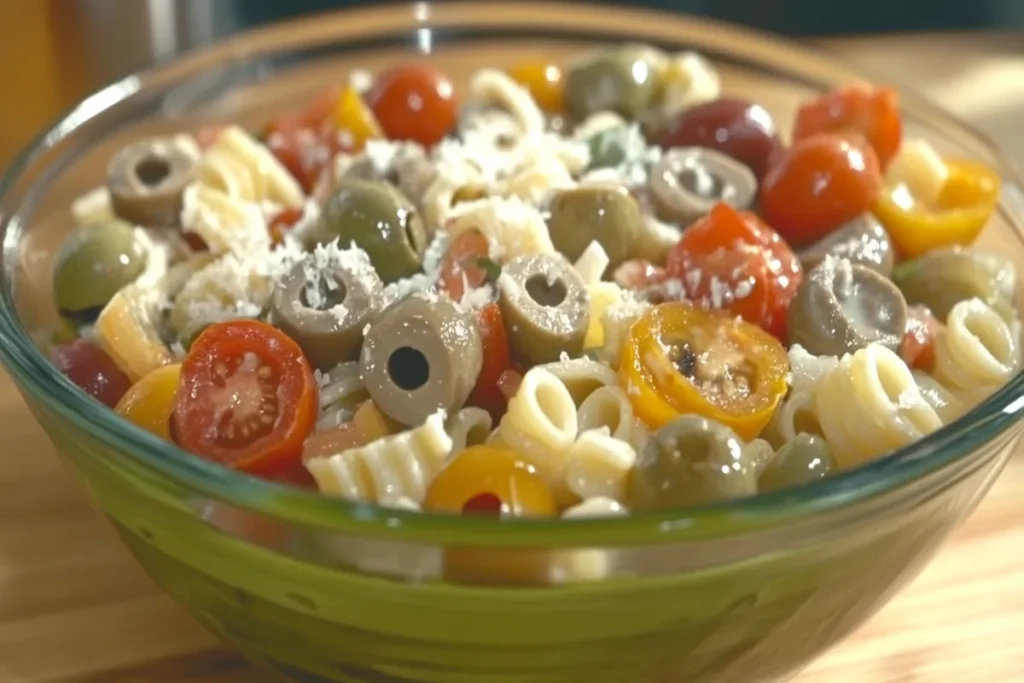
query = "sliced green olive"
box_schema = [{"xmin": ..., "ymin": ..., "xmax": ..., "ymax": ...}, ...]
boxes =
[
  {"xmin": 497, "ymin": 254, "xmax": 590, "ymax": 367},
  {"xmin": 53, "ymin": 220, "xmax": 148, "ymax": 324},
  {"xmin": 107, "ymin": 137, "xmax": 198, "ymax": 227},
  {"xmin": 360, "ymin": 292, "xmax": 482, "ymax": 427},
  {"xmin": 629, "ymin": 415, "xmax": 759, "ymax": 510},
  {"xmin": 309, "ymin": 180, "xmax": 427, "ymax": 283},
  {"xmin": 564, "ymin": 45, "xmax": 663, "ymax": 122},
  {"xmin": 270, "ymin": 251, "xmax": 384, "ymax": 372},
  {"xmin": 788, "ymin": 257, "xmax": 908, "ymax": 357},
  {"xmin": 547, "ymin": 186, "xmax": 642, "ymax": 268},
  {"xmin": 758, "ymin": 433, "xmax": 834, "ymax": 492},
  {"xmin": 891, "ymin": 247, "xmax": 1016, "ymax": 321},
  {"xmin": 649, "ymin": 147, "xmax": 757, "ymax": 226},
  {"xmin": 798, "ymin": 214, "xmax": 895, "ymax": 276}
]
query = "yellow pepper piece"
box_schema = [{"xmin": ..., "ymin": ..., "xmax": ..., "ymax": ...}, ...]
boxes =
[
  {"xmin": 618, "ymin": 302, "xmax": 788, "ymax": 441},
  {"xmin": 95, "ymin": 285, "xmax": 174, "ymax": 382},
  {"xmin": 115, "ymin": 363, "xmax": 182, "ymax": 440},
  {"xmin": 583, "ymin": 282, "xmax": 626, "ymax": 350},
  {"xmin": 331, "ymin": 86, "xmax": 382, "ymax": 150},
  {"xmin": 874, "ymin": 158, "xmax": 1000, "ymax": 258}
]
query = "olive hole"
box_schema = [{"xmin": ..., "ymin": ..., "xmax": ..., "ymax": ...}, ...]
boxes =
[
  {"xmin": 301, "ymin": 277, "xmax": 348, "ymax": 311},
  {"xmin": 388, "ymin": 346, "xmax": 430, "ymax": 391},
  {"xmin": 525, "ymin": 275, "xmax": 567, "ymax": 307},
  {"xmin": 135, "ymin": 156, "xmax": 172, "ymax": 187},
  {"xmin": 678, "ymin": 166, "xmax": 723, "ymax": 198}
]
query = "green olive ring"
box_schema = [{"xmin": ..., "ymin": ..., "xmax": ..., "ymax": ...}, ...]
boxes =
[
  {"xmin": 53, "ymin": 220, "xmax": 149, "ymax": 324},
  {"xmin": 497, "ymin": 254, "xmax": 591, "ymax": 367},
  {"xmin": 546, "ymin": 185, "xmax": 643, "ymax": 268},
  {"xmin": 360, "ymin": 293, "xmax": 483, "ymax": 427},
  {"xmin": 107, "ymin": 136, "xmax": 199, "ymax": 227},
  {"xmin": 758, "ymin": 433, "xmax": 834, "ymax": 493},
  {"xmin": 270, "ymin": 255, "xmax": 384, "ymax": 372},
  {"xmin": 892, "ymin": 247, "xmax": 1017, "ymax": 321},
  {"xmin": 648, "ymin": 147, "xmax": 757, "ymax": 227},
  {"xmin": 787, "ymin": 257, "xmax": 908, "ymax": 358},
  {"xmin": 798, "ymin": 213, "xmax": 895, "ymax": 276}
]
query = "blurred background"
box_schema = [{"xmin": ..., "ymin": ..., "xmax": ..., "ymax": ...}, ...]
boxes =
[{"xmin": 3, "ymin": 0, "xmax": 1024, "ymax": 166}]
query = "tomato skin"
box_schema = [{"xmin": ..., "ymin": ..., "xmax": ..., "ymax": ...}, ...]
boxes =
[
  {"xmin": 759, "ymin": 134, "xmax": 883, "ymax": 248},
  {"xmin": 302, "ymin": 85, "xmax": 344, "ymax": 130},
  {"xmin": 367, "ymin": 64, "xmax": 457, "ymax": 147},
  {"xmin": 900, "ymin": 306, "xmax": 941, "ymax": 372},
  {"xmin": 264, "ymin": 116, "xmax": 355, "ymax": 194},
  {"xmin": 268, "ymin": 207, "xmax": 304, "ymax": 246},
  {"xmin": 173, "ymin": 320, "xmax": 318, "ymax": 477},
  {"xmin": 794, "ymin": 84, "xmax": 902, "ymax": 170},
  {"xmin": 508, "ymin": 61, "xmax": 564, "ymax": 113},
  {"xmin": 115, "ymin": 363, "xmax": 182, "ymax": 440},
  {"xmin": 467, "ymin": 303, "xmax": 513, "ymax": 422},
  {"xmin": 52, "ymin": 339, "xmax": 132, "ymax": 409},
  {"xmin": 424, "ymin": 445, "xmax": 557, "ymax": 517},
  {"xmin": 665, "ymin": 203, "xmax": 802, "ymax": 341},
  {"xmin": 438, "ymin": 229, "xmax": 491, "ymax": 301}
]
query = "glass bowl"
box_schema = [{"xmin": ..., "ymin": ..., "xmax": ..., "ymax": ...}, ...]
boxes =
[{"xmin": 2, "ymin": 3, "xmax": 1023, "ymax": 682}]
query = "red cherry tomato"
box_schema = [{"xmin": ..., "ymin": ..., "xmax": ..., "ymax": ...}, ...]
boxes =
[
  {"xmin": 900, "ymin": 305, "xmax": 941, "ymax": 372},
  {"xmin": 51, "ymin": 339, "xmax": 132, "ymax": 409},
  {"xmin": 613, "ymin": 259, "xmax": 668, "ymax": 292},
  {"xmin": 438, "ymin": 229, "xmax": 491, "ymax": 301},
  {"xmin": 302, "ymin": 85, "xmax": 344, "ymax": 130},
  {"xmin": 666, "ymin": 203, "xmax": 802, "ymax": 341},
  {"xmin": 264, "ymin": 121, "xmax": 322, "ymax": 193},
  {"xmin": 794, "ymin": 84, "xmax": 902, "ymax": 171},
  {"xmin": 172, "ymin": 320, "xmax": 318, "ymax": 477},
  {"xmin": 272, "ymin": 462, "xmax": 318, "ymax": 490},
  {"xmin": 268, "ymin": 207, "xmax": 304, "ymax": 246},
  {"xmin": 759, "ymin": 133, "xmax": 883, "ymax": 248},
  {"xmin": 367, "ymin": 64, "xmax": 457, "ymax": 147},
  {"xmin": 467, "ymin": 303, "xmax": 513, "ymax": 422}
]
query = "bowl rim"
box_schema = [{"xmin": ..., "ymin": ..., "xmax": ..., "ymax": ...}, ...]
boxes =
[{"xmin": 2, "ymin": 1, "xmax": 1023, "ymax": 546}]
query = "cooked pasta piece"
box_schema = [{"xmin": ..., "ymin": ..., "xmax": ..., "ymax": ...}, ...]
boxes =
[
  {"xmin": 495, "ymin": 154, "xmax": 574, "ymax": 206},
  {"xmin": 466, "ymin": 68, "xmax": 546, "ymax": 137},
  {"xmin": 562, "ymin": 427, "xmax": 637, "ymax": 503},
  {"xmin": 537, "ymin": 356, "xmax": 618, "ymax": 405},
  {"xmin": 633, "ymin": 214, "xmax": 683, "ymax": 264},
  {"xmin": 655, "ymin": 51, "xmax": 721, "ymax": 119},
  {"xmin": 815, "ymin": 344, "xmax": 942, "ymax": 468},
  {"xmin": 788, "ymin": 344, "xmax": 841, "ymax": 394},
  {"xmin": 576, "ymin": 385, "xmax": 634, "ymax": 443},
  {"xmin": 596, "ymin": 295, "xmax": 652, "ymax": 369},
  {"xmin": 317, "ymin": 361, "xmax": 370, "ymax": 431},
  {"xmin": 574, "ymin": 241, "xmax": 611, "ymax": 287},
  {"xmin": 583, "ymin": 281, "xmax": 627, "ymax": 350},
  {"xmin": 446, "ymin": 407, "xmax": 494, "ymax": 454},
  {"xmin": 932, "ymin": 298, "xmax": 1020, "ymax": 406},
  {"xmin": 71, "ymin": 187, "xmax": 115, "ymax": 226},
  {"xmin": 180, "ymin": 183, "xmax": 270, "ymax": 257},
  {"xmin": 572, "ymin": 111, "xmax": 628, "ymax": 142},
  {"xmin": 306, "ymin": 410, "xmax": 453, "ymax": 505},
  {"xmin": 196, "ymin": 125, "xmax": 304, "ymax": 209},
  {"xmin": 446, "ymin": 196, "xmax": 555, "ymax": 259},
  {"xmin": 764, "ymin": 389, "xmax": 823, "ymax": 449},
  {"xmin": 497, "ymin": 367, "xmax": 578, "ymax": 474},
  {"xmin": 885, "ymin": 138, "xmax": 949, "ymax": 207},
  {"xmin": 913, "ymin": 370, "xmax": 965, "ymax": 424},
  {"xmin": 562, "ymin": 496, "xmax": 628, "ymax": 518}
]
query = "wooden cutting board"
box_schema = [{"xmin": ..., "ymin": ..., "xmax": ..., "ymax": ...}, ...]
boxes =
[{"xmin": 2, "ymin": 22, "xmax": 1024, "ymax": 683}]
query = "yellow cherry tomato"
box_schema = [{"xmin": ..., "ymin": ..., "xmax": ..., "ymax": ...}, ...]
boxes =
[
  {"xmin": 424, "ymin": 445, "xmax": 557, "ymax": 517},
  {"xmin": 331, "ymin": 86, "xmax": 382, "ymax": 150},
  {"xmin": 873, "ymin": 158, "xmax": 1000, "ymax": 258},
  {"xmin": 508, "ymin": 61, "xmax": 564, "ymax": 113},
  {"xmin": 114, "ymin": 363, "xmax": 182, "ymax": 440},
  {"xmin": 619, "ymin": 302, "xmax": 789, "ymax": 440}
]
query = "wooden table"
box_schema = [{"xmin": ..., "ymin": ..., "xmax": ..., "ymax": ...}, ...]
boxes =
[{"xmin": 2, "ymin": 23, "xmax": 1024, "ymax": 683}]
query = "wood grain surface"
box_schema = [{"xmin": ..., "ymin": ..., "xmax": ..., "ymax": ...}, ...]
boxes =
[{"xmin": 1, "ymin": 14, "xmax": 1024, "ymax": 682}]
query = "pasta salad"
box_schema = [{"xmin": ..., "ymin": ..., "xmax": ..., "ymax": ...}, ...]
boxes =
[{"xmin": 49, "ymin": 46, "xmax": 1019, "ymax": 519}]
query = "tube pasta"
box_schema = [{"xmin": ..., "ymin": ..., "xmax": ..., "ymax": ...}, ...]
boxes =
[
  {"xmin": 306, "ymin": 410, "xmax": 453, "ymax": 505},
  {"xmin": 496, "ymin": 155, "xmax": 574, "ymax": 206},
  {"xmin": 180, "ymin": 183, "xmax": 270, "ymax": 258},
  {"xmin": 466, "ymin": 68, "xmax": 545, "ymax": 137},
  {"xmin": 596, "ymin": 296, "xmax": 652, "ymax": 369},
  {"xmin": 562, "ymin": 427, "xmax": 637, "ymax": 503},
  {"xmin": 815, "ymin": 344, "xmax": 942, "ymax": 468},
  {"xmin": 446, "ymin": 196, "xmax": 555, "ymax": 259},
  {"xmin": 655, "ymin": 51, "xmax": 721, "ymax": 119},
  {"xmin": 537, "ymin": 356, "xmax": 618, "ymax": 405},
  {"xmin": 913, "ymin": 370, "xmax": 965, "ymax": 425},
  {"xmin": 446, "ymin": 407, "xmax": 494, "ymax": 454},
  {"xmin": 574, "ymin": 241, "xmax": 611, "ymax": 287},
  {"xmin": 317, "ymin": 362, "xmax": 370, "ymax": 431},
  {"xmin": 196, "ymin": 125, "xmax": 304, "ymax": 209},
  {"xmin": 932, "ymin": 298, "xmax": 1020, "ymax": 405},
  {"xmin": 497, "ymin": 367, "xmax": 578, "ymax": 474},
  {"xmin": 167, "ymin": 253, "xmax": 275, "ymax": 342},
  {"xmin": 576, "ymin": 385, "xmax": 634, "ymax": 443},
  {"xmin": 71, "ymin": 187, "xmax": 115, "ymax": 226}
]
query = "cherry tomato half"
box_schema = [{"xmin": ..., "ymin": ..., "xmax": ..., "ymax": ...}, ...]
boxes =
[
  {"xmin": 508, "ymin": 61, "xmax": 565, "ymax": 113},
  {"xmin": 900, "ymin": 305, "xmax": 941, "ymax": 373},
  {"xmin": 367, "ymin": 63, "xmax": 457, "ymax": 147},
  {"xmin": 759, "ymin": 133, "xmax": 883, "ymax": 248},
  {"xmin": 173, "ymin": 320, "xmax": 318, "ymax": 477},
  {"xmin": 438, "ymin": 229, "xmax": 492, "ymax": 301},
  {"xmin": 52, "ymin": 338, "xmax": 132, "ymax": 409},
  {"xmin": 424, "ymin": 445, "xmax": 557, "ymax": 517},
  {"xmin": 794, "ymin": 84, "xmax": 902, "ymax": 170},
  {"xmin": 467, "ymin": 303, "xmax": 513, "ymax": 422},
  {"xmin": 665, "ymin": 203, "xmax": 802, "ymax": 341},
  {"xmin": 269, "ymin": 207, "xmax": 304, "ymax": 246}
]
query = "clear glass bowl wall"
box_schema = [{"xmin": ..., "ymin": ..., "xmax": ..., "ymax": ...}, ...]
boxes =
[{"xmin": 2, "ymin": 4, "xmax": 1023, "ymax": 682}]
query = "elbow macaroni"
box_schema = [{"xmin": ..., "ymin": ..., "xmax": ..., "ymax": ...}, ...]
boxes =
[
  {"xmin": 497, "ymin": 367, "xmax": 578, "ymax": 474},
  {"xmin": 562, "ymin": 427, "xmax": 637, "ymax": 504},
  {"xmin": 537, "ymin": 356, "xmax": 618, "ymax": 405},
  {"xmin": 196, "ymin": 125, "xmax": 304, "ymax": 209}
]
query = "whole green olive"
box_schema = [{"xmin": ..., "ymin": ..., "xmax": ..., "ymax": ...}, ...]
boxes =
[
  {"xmin": 891, "ymin": 247, "xmax": 1016, "ymax": 321},
  {"xmin": 107, "ymin": 136, "xmax": 198, "ymax": 227},
  {"xmin": 547, "ymin": 186, "xmax": 643, "ymax": 268},
  {"xmin": 564, "ymin": 45, "xmax": 663, "ymax": 122},
  {"xmin": 53, "ymin": 220, "xmax": 148, "ymax": 324},
  {"xmin": 309, "ymin": 180, "xmax": 427, "ymax": 283},
  {"xmin": 497, "ymin": 254, "xmax": 591, "ymax": 367},
  {"xmin": 629, "ymin": 415, "xmax": 759, "ymax": 510},
  {"xmin": 798, "ymin": 213, "xmax": 895, "ymax": 276},
  {"xmin": 648, "ymin": 147, "xmax": 757, "ymax": 226},
  {"xmin": 788, "ymin": 257, "xmax": 908, "ymax": 357},
  {"xmin": 758, "ymin": 433, "xmax": 834, "ymax": 492}
]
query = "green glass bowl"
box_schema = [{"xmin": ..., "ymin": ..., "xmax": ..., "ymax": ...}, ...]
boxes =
[{"xmin": 3, "ymin": 4, "xmax": 1024, "ymax": 682}]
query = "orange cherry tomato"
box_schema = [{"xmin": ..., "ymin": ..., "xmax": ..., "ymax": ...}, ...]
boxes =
[
  {"xmin": 665, "ymin": 203, "xmax": 802, "ymax": 341},
  {"xmin": 115, "ymin": 363, "xmax": 182, "ymax": 441},
  {"xmin": 424, "ymin": 445, "xmax": 557, "ymax": 517},
  {"xmin": 438, "ymin": 229, "xmax": 492, "ymax": 301},
  {"xmin": 874, "ymin": 158, "xmax": 1000, "ymax": 258},
  {"xmin": 508, "ymin": 61, "xmax": 564, "ymax": 113},
  {"xmin": 331, "ymin": 86, "xmax": 382, "ymax": 151},
  {"xmin": 268, "ymin": 207, "xmax": 304, "ymax": 246},
  {"xmin": 760, "ymin": 133, "xmax": 883, "ymax": 248},
  {"xmin": 794, "ymin": 84, "xmax": 903, "ymax": 170},
  {"xmin": 172, "ymin": 320, "xmax": 318, "ymax": 477},
  {"xmin": 900, "ymin": 305, "xmax": 941, "ymax": 373},
  {"xmin": 301, "ymin": 401, "xmax": 393, "ymax": 462},
  {"xmin": 467, "ymin": 303, "xmax": 513, "ymax": 422},
  {"xmin": 367, "ymin": 64, "xmax": 457, "ymax": 147},
  {"xmin": 619, "ymin": 302, "xmax": 789, "ymax": 440}
]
